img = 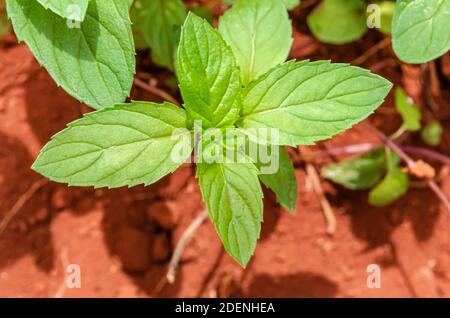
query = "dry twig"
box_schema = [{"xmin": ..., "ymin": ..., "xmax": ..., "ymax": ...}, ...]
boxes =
[
  {"xmin": 321, "ymin": 143, "xmax": 450, "ymax": 168},
  {"xmin": 351, "ymin": 37, "xmax": 391, "ymax": 66},
  {"xmin": 53, "ymin": 247, "xmax": 69, "ymax": 298},
  {"xmin": 306, "ymin": 163, "xmax": 337, "ymax": 235},
  {"xmin": 0, "ymin": 178, "xmax": 49, "ymax": 237},
  {"xmin": 167, "ymin": 209, "xmax": 209, "ymax": 284},
  {"xmin": 133, "ymin": 78, "xmax": 180, "ymax": 106}
]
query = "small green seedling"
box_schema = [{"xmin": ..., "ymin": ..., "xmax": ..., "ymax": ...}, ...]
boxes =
[
  {"xmin": 322, "ymin": 145, "xmax": 410, "ymax": 207},
  {"xmin": 322, "ymin": 145, "xmax": 409, "ymax": 207},
  {"xmin": 31, "ymin": 0, "xmax": 392, "ymax": 266}
]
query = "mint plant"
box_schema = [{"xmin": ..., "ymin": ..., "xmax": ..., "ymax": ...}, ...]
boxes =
[{"xmin": 31, "ymin": 0, "xmax": 392, "ymax": 266}]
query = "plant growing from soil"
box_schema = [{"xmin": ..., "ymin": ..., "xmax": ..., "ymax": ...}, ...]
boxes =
[{"xmin": 29, "ymin": 0, "xmax": 392, "ymax": 266}]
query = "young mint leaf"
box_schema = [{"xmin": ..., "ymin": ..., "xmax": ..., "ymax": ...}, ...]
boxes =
[
  {"xmin": 368, "ymin": 167, "xmax": 409, "ymax": 207},
  {"xmin": 321, "ymin": 147, "xmax": 393, "ymax": 190},
  {"xmin": 392, "ymin": 0, "xmax": 450, "ymax": 64},
  {"xmin": 258, "ymin": 147, "xmax": 298, "ymax": 212},
  {"xmin": 7, "ymin": 0, "xmax": 135, "ymax": 109},
  {"xmin": 395, "ymin": 87, "xmax": 421, "ymax": 132},
  {"xmin": 36, "ymin": 0, "xmax": 89, "ymax": 21},
  {"xmin": 219, "ymin": 0, "xmax": 292, "ymax": 85},
  {"xmin": 132, "ymin": 0, "xmax": 186, "ymax": 70},
  {"xmin": 32, "ymin": 102, "xmax": 192, "ymax": 189},
  {"xmin": 421, "ymin": 120, "xmax": 443, "ymax": 146},
  {"xmin": 196, "ymin": 162, "xmax": 263, "ymax": 267},
  {"xmin": 307, "ymin": 0, "xmax": 367, "ymax": 45},
  {"xmin": 237, "ymin": 60, "xmax": 392, "ymax": 146},
  {"xmin": 177, "ymin": 12, "xmax": 241, "ymax": 128}
]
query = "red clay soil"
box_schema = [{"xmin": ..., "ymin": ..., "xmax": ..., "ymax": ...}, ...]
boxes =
[{"xmin": 1, "ymin": 22, "xmax": 450, "ymax": 297}]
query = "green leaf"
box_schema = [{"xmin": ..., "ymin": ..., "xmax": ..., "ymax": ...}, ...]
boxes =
[
  {"xmin": 7, "ymin": 0, "xmax": 135, "ymax": 109},
  {"xmin": 237, "ymin": 60, "xmax": 393, "ymax": 146},
  {"xmin": 307, "ymin": 0, "xmax": 367, "ymax": 44},
  {"xmin": 224, "ymin": 0, "xmax": 300, "ymax": 10},
  {"xmin": 32, "ymin": 102, "xmax": 193, "ymax": 189},
  {"xmin": 421, "ymin": 120, "xmax": 443, "ymax": 146},
  {"xmin": 130, "ymin": 1, "xmax": 149, "ymax": 50},
  {"xmin": 284, "ymin": 0, "xmax": 301, "ymax": 10},
  {"xmin": 392, "ymin": 0, "xmax": 450, "ymax": 64},
  {"xmin": 132, "ymin": 0, "xmax": 186, "ymax": 70},
  {"xmin": 378, "ymin": 1, "xmax": 395, "ymax": 34},
  {"xmin": 395, "ymin": 87, "xmax": 421, "ymax": 132},
  {"xmin": 197, "ymin": 162, "xmax": 263, "ymax": 267},
  {"xmin": 368, "ymin": 167, "xmax": 409, "ymax": 207},
  {"xmin": 219, "ymin": 0, "xmax": 292, "ymax": 85},
  {"xmin": 36, "ymin": 0, "xmax": 90, "ymax": 21},
  {"xmin": 177, "ymin": 12, "xmax": 241, "ymax": 128},
  {"xmin": 189, "ymin": 4, "xmax": 214, "ymax": 25},
  {"xmin": 258, "ymin": 147, "xmax": 298, "ymax": 212},
  {"xmin": 321, "ymin": 147, "xmax": 390, "ymax": 190}
]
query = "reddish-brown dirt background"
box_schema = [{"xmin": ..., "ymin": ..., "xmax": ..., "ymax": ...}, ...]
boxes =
[{"xmin": 1, "ymin": 1, "xmax": 450, "ymax": 298}]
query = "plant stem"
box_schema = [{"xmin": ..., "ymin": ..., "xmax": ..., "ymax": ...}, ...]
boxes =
[
  {"xmin": 322, "ymin": 142, "xmax": 450, "ymax": 168},
  {"xmin": 402, "ymin": 146, "xmax": 450, "ymax": 167}
]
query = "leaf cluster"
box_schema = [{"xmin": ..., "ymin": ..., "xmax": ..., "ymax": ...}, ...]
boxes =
[{"xmin": 30, "ymin": 0, "xmax": 392, "ymax": 266}]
